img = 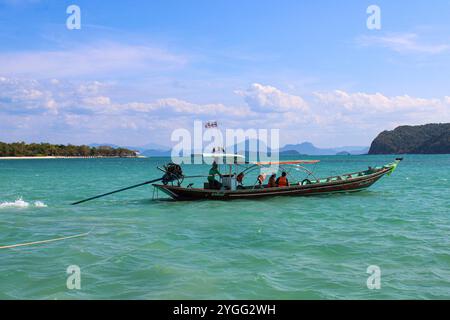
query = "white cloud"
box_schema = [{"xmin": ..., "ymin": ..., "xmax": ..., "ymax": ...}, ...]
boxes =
[
  {"xmin": 312, "ymin": 90, "xmax": 450, "ymax": 134},
  {"xmin": 313, "ymin": 90, "xmax": 447, "ymax": 113},
  {"xmin": 82, "ymin": 96, "xmax": 111, "ymax": 106},
  {"xmin": 0, "ymin": 42, "xmax": 187, "ymax": 78},
  {"xmin": 0, "ymin": 77, "xmax": 57, "ymax": 114},
  {"xmin": 235, "ymin": 83, "xmax": 309, "ymax": 113},
  {"xmin": 445, "ymin": 96, "xmax": 450, "ymax": 105},
  {"xmin": 77, "ymin": 81, "xmax": 106, "ymax": 95},
  {"xmin": 149, "ymin": 98, "xmax": 250, "ymax": 116},
  {"xmin": 357, "ymin": 33, "xmax": 450, "ymax": 54},
  {"xmin": 119, "ymin": 98, "xmax": 252, "ymax": 118},
  {"xmin": 0, "ymin": 77, "xmax": 252, "ymax": 118},
  {"xmin": 2, "ymin": 77, "xmax": 449, "ymax": 147}
]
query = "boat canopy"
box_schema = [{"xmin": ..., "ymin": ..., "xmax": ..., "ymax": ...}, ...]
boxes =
[
  {"xmin": 201, "ymin": 155, "xmax": 320, "ymax": 166},
  {"xmin": 254, "ymin": 160, "xmax": 320, "ymax": 166},
  {"xmin": 202, "ymin": 153, "xmax": 247, "ymax": 164}
]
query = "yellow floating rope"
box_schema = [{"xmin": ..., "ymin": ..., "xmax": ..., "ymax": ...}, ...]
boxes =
[{"xmin": 0, "ymin": 229, "xmax": 93, "ymax": 250}]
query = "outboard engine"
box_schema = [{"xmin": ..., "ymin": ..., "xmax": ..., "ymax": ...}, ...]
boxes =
[{"xmin": 161, "ymin": 163, "xmax": 184, "ymax": 185}]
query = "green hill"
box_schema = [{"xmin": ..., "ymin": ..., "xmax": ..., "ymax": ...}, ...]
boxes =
[{"xmin": 368, "ymin": 123, "xmax": 450, "ymax": 154}]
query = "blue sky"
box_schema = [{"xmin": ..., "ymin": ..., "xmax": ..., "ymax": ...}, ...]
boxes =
[{"xmin": 1, "ymin": 0, "xmax": 449, "ymax": 148}]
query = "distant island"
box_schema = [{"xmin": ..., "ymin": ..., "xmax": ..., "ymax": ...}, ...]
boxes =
[
  {"xmin": 369, "ymin": 123, "xmax": 450, "ymax": 154},
  {"xmin": 0, "ymin": 142, "xmax": 138, "ymax": 158}
]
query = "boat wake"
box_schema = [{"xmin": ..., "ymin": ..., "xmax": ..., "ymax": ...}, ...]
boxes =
[{"xmin": 0, "ymin": 198, "xmax": 47, "ymax": 209}]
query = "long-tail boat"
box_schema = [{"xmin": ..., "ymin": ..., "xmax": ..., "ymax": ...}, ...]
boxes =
[
  {"xmin": 71, "ymin": 154, "xmax": 402, "ymax": 205},
  {"xmin": 152, "ymin": 155, "xmax": 403, "ymax": 201}
]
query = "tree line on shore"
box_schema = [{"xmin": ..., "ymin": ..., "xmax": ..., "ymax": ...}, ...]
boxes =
[{"xmin": 0, "ymin": 142, "xmax": 137, "ymax": 157}]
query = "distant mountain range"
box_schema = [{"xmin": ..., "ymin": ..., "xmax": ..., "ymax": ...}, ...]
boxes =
[
  {"xmin": 369, "ymin": 123, "xmax": 450, "ymax": 154},
  {"xmin": 91, "ymin": 141, "xmax": 369, "ymax": 157},
  {"xmin": 280, "ymin": 142, "xmax": 368, "ymax": 156}
]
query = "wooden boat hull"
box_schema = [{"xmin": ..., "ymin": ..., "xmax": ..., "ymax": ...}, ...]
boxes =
[{"xmin": 153, "ymin": 164, "xmax": 395, "ymax": 201}]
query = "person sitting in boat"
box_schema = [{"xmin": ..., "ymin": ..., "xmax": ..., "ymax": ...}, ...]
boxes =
[
  {"xmin": 208, "ymin": 161, "xmax": 222, "ymax": 189},
  {"xmin": 256, "ymin": 174, "xmax": 266, "ymax": 188},
  {"xmin": 268, "ymin": 174, "xmax": 277, "ymax": 188},
  {"xmin": 276, "ymin": 172, "xmax": 290, "ymax": 187},
  {"xmin": 236, "ymin": 172, "xmax": 245, "ymax": 186}
]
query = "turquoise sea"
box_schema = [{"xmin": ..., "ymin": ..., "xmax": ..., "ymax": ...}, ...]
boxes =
[{"xmin": 0, "ymin": 155, "xmax": 449, "ymax": 299}]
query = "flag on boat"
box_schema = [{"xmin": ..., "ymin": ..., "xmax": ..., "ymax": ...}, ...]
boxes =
[{"xmin": 204, "ymin": 121, "xmax": 218, "ymax": 128}]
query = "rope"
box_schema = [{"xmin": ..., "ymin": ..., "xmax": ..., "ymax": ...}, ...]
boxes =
[{"xmin": 0, "ymin": 229, "xmax": 93, "ymax": 250}]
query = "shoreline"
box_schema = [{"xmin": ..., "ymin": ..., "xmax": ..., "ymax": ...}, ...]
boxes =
[{"xmin": 0, "ymin": 156, "xmax": 146, "ymax": 160}]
